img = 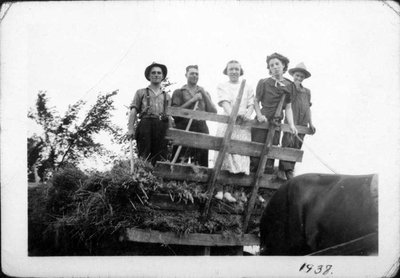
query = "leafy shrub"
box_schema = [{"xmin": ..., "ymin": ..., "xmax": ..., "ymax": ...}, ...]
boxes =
[{"xmin": 52, "ymin": 166, "xmax": 87, "ymax": 191}]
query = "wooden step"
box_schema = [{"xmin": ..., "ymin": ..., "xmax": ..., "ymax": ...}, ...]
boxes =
[{"xmin": 154, "ymin": 162, "xmax": 284, "ymax": 189}]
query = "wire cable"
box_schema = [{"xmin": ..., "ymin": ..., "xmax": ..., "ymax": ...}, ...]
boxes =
[{"xmin": 295, "ymin": 134, "xmax": 338, "ymax": 174}]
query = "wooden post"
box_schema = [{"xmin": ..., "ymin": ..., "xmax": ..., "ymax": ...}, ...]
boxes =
[
  {"xmin": 242, "ymin": 94, "xmax": 286, "ymax": 232},
  {"xmin": 202, "ymin": 80, "xmax": 246, "ymax": 219},
  {"xmin": 171, "ymin": 101, "xmax": 199, "ymax": 164},
  {"xmin": 129, "ymin": 139, "xmax": 135, "ymax": 174}
]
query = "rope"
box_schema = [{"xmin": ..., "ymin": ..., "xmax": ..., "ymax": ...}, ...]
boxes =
[{"xmin": 295, "ymin": 134, "xmax": 338, "ymax": 174}]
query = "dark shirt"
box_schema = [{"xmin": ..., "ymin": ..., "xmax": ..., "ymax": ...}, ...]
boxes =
[
  {"xmin": 171, "ymin": 84, "xmax": 215, "ymax": 112},
  {"xmin": 256, "ymin": 77, "xmax": 294, "ymax": 120},
  {"xmin": 290, "ymin": 85, "xmax": 312, "ymax": 126}
]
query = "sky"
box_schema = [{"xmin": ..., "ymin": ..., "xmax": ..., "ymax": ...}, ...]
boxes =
[
  {"xmin": 15, "ymin": 0, "xmax": 398, "ymax": 176},
  {"xmin": 1, "ymin": 1, "xmax": 400, "ymax": 276}
]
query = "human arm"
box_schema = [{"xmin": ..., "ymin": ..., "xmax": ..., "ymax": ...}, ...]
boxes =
[
  {"xmin": 180, "ymin": 93, "xmax": 203, "ymax": 109},
  {"xmin": 220, "ymin": 100, "xmax": 232, "ymax": 115},
  {"xmin": 127, "ymin": 107, "xmax": 138, "ymax": 140},
  {"xmin": 285, "ymin": 103, "xmax": 298, "ymax": 135},
  {"xmin": 308, "ymin": 110, "xmax": 316, "ymax": 134},
  {"xmin": 172, "ymin": 89, "xmax": 200, "ymax": 109},
  {"xmin": 254, "ymin": 80, "xmax": 267, "ymax": 122},
  {"xmin": 244, "ymin": 87, "xmax": 254, "ymax": 120},
  {"xmin": 200, "ymin": 89, "xmax": 217, "ymax": 113},
  {"xmin": 307, "ymin": 90, "xmax": 315, "ymax": 134}
]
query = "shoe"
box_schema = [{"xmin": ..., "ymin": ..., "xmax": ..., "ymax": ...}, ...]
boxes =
[
  {"xmin": 258, "ymin": 195, "xmax": 265, "ymax": 203},
  {"xmin": 286, "ymin": 170, "xmax": 294, "ymax": 180},
  {"xmin": 223, "ymin": 192, "xmax": 237, "ymax": 203},
  {"xmin": 276, "ymin": 170, "xmax": 287, "ymax": 181},
  {"xmin": 214, "ymin": 191, "xmax": 223, "ymax": 200}
]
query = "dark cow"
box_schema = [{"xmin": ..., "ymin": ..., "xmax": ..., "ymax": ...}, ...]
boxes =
[{"xmin": 259, "ymin": 173, "xmax": 378, "ymax": 255}]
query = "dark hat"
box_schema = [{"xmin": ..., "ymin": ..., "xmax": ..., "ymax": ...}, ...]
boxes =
[
  {"xmin": 288, "ymin": 62, "xmax": 311, "ymax": 78},
  {"xmin": 223, "ymin": 60, "xmax": 244, "ymax": 76},
  {"xmin": 266, "ymin": 53, "xmax": 290, "ymax": 73},
  {"xmin": 144, "ymin": 62, "xmax": 168, "ymax": 81}
]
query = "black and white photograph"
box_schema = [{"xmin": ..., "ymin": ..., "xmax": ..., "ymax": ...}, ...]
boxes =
[{"xmin": 1, "ymin": 1, "xmax": 399, "ymax": 277}]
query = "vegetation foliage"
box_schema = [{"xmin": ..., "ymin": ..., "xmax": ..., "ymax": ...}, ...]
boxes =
[
  {"xmin": 29, "ymin": 158, "xmax": 265, "ymax": 255},
  {"xmin": 27, "ymin": 90, "xmax": 123, "ymax": 181}
]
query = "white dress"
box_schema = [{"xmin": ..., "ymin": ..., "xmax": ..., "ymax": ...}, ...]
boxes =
[{"xmin": 214, "ymin": 81, "xmax": 254, "ymax": 175}]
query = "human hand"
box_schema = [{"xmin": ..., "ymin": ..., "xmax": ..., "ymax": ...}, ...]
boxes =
[
  {"xmin": 256, "ymin": 114, "xmax": 267, "ymax": 123},
  {"xmin": 125, "ymin": 129, "xmax": 136, "ymax": 141},
  {"xmin": 289, "ymin": 124, "xmax": 298, "ymax": 135},
  {"xmin": 193, "ymin": 93, "xmax": 203, "ymax": 101},
  {"xmin": 309, "ymin": 124, "xmax": 316, "ymax": 134}
]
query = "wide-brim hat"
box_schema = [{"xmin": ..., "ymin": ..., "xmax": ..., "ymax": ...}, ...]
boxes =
[
  {"xmin": 144, "ymin": 62, "xmax": 168, "ymax": 81},
  {"xmin": 288, "ymin": 62, "xmax": 311, "ymax": 78}
]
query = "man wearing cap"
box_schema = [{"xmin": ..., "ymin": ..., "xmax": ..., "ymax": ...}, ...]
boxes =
[
  {"xmin": 251, "ymin": 52, "xmax": 298, "ymax": 181},
  {"xmin": 127, "ymin": 62, "xmax": 171, "ymax": 166},
  {"xmin": 279, "ymin": 62, "xmax": 316, "ymax": 179},
  {"xmin": 171, "ymin": 65, "xmax": 217, "ymax": 167}
]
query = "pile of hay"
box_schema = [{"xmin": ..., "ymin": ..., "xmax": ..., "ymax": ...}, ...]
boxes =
[{"xmin": 29, "ymin": 158, "xmax": 268, "ymax": 255}]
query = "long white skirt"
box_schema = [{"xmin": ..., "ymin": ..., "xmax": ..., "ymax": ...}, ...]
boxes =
[{"xmin": 214, "ymin": 123, "xmax": 251, "ymax": 175}]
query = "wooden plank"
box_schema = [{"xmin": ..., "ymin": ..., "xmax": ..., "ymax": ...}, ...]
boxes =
[
  {"xmin": 307, "ymin": 233, "xmax": 378, "ymax": 256},
  {"xmin": 154, "ymin": 162, "xmax": 283, "ymax": 189},
  {"xmin": 168, "ymin": 106, "xmax": 313, "ymax": 134},
  {"xmin": 124, "ymin": 228, "xmax": 260, "ymax": 246},
  {"xmin": 203, "ymin": 80, "xmax": 246, "ymax": 219},
  {"xmin": 243, "ymin": 94, "xmax": 286, "ymax": 232},
  {"xmin": 167, "ymin": 129, "xmax": 303, "ymax": 162}
]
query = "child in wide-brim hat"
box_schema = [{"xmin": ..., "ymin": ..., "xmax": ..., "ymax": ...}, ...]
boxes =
[{"xmin": 279, "ymin": 62, "xmax": 315, "ymax": 180}]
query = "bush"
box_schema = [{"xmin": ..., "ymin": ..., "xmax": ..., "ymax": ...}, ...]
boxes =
[{"xmin": 52, "ymin": 166, "xmax": 87, "ymax": 191}]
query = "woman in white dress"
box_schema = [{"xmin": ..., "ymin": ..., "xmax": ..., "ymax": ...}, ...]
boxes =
[{"xmin": 214, "ymin": 60, "xmax": 254, "ymax": 202}]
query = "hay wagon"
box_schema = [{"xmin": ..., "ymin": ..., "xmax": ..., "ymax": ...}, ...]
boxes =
[{"xmin": 122, "ymin": 80, "xmax": 314, "ymax": 255}]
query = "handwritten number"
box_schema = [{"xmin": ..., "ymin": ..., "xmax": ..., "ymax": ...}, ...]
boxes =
[
  {"xmin": 323, "ymin": 265, "xmax": 333, "ymax": 275},
  {"xmin": 314, "ymin": 265, "xmax": 322, "ymax": 274},
  {"xmin": 300, "ymin": 263, "xmax": 333, "ymax": 275},
  {"xmin": 299, "ymin": 263, "xmax": 306, "ymax": 271}
]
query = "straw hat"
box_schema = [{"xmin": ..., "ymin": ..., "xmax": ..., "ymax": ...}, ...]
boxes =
[{"xmin": 288, "ymin": 62, "xmax": 311, "ymax": 79}]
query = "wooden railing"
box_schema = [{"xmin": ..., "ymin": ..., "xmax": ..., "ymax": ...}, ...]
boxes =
[{"xmin": 154, "ymin": 80, "xmax": 313, "ymax": 232}]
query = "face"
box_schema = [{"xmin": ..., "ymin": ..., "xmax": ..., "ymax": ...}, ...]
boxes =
[
  {"xmin": 149, "ymin": 66, "xmax": 164, "ymax": 84},
  {"xmin": 292, "ymin": 71, "xmax": 306, "ymax": 84},
  {"xmin": 227, "ymin": 62, "xmax": 241, "ymax": 82},
  {"xmin": 185, "ymin": 67, "xmax": 199, "ymax": 85},
  {"xmin": 268, "ymin": 58, "xmax": 284, "ymax": 77}
]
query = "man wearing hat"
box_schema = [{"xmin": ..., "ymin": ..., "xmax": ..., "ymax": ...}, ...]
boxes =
[
  {"xmin": 279, "ymin": 62, "xmax": 316, "ymax": 179},
  {"xmin": 252, "ymin": 52, "xmax": 298, "ymax": 181},
  {"xmin": 171, "ymin": 65, "xmax": 217, "ymax": 167},
  {"xmin": 127, "ymin": 62, "xmax": 171, "ymax": 165}
]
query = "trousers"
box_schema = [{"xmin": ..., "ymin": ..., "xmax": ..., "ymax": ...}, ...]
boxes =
[
  {"xmin": 172, "ymin": 119, "xmax": 209, "ymax": 167},
  {"xmin": 136, "ymin": 118, "xmax": 169, "ymax": 166},
  {"xmin": 278, "ymin": 132, "xmax": 305, "ymax": 171}
]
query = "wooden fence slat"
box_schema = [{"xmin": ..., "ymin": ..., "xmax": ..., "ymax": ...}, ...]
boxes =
[
  {"xmin": 167, "ymin": 106, "xmax": 313, "ymax": 134},
  {"xmin": 166, "ymin": 129, "xmax": 303, "ymax": 162},
  {"xmin": 243, "ymin": 94, "xmax": 286, "ymax": 232},
  {"xmin": 124, "ymin": 228, "xmax": 260, "ymax": 246},
  {"xmin": 154, "ymin": 162, "xmax": 283, "ymax": 189},
  {"xmin": 202, "ymin": 80, "xmax": 246, "ymax": 219}
]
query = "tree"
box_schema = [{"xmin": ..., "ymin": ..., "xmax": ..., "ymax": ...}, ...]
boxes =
[{"xmin": 28, "ymin": 90, "xmax": 123, "ymax": 181}]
